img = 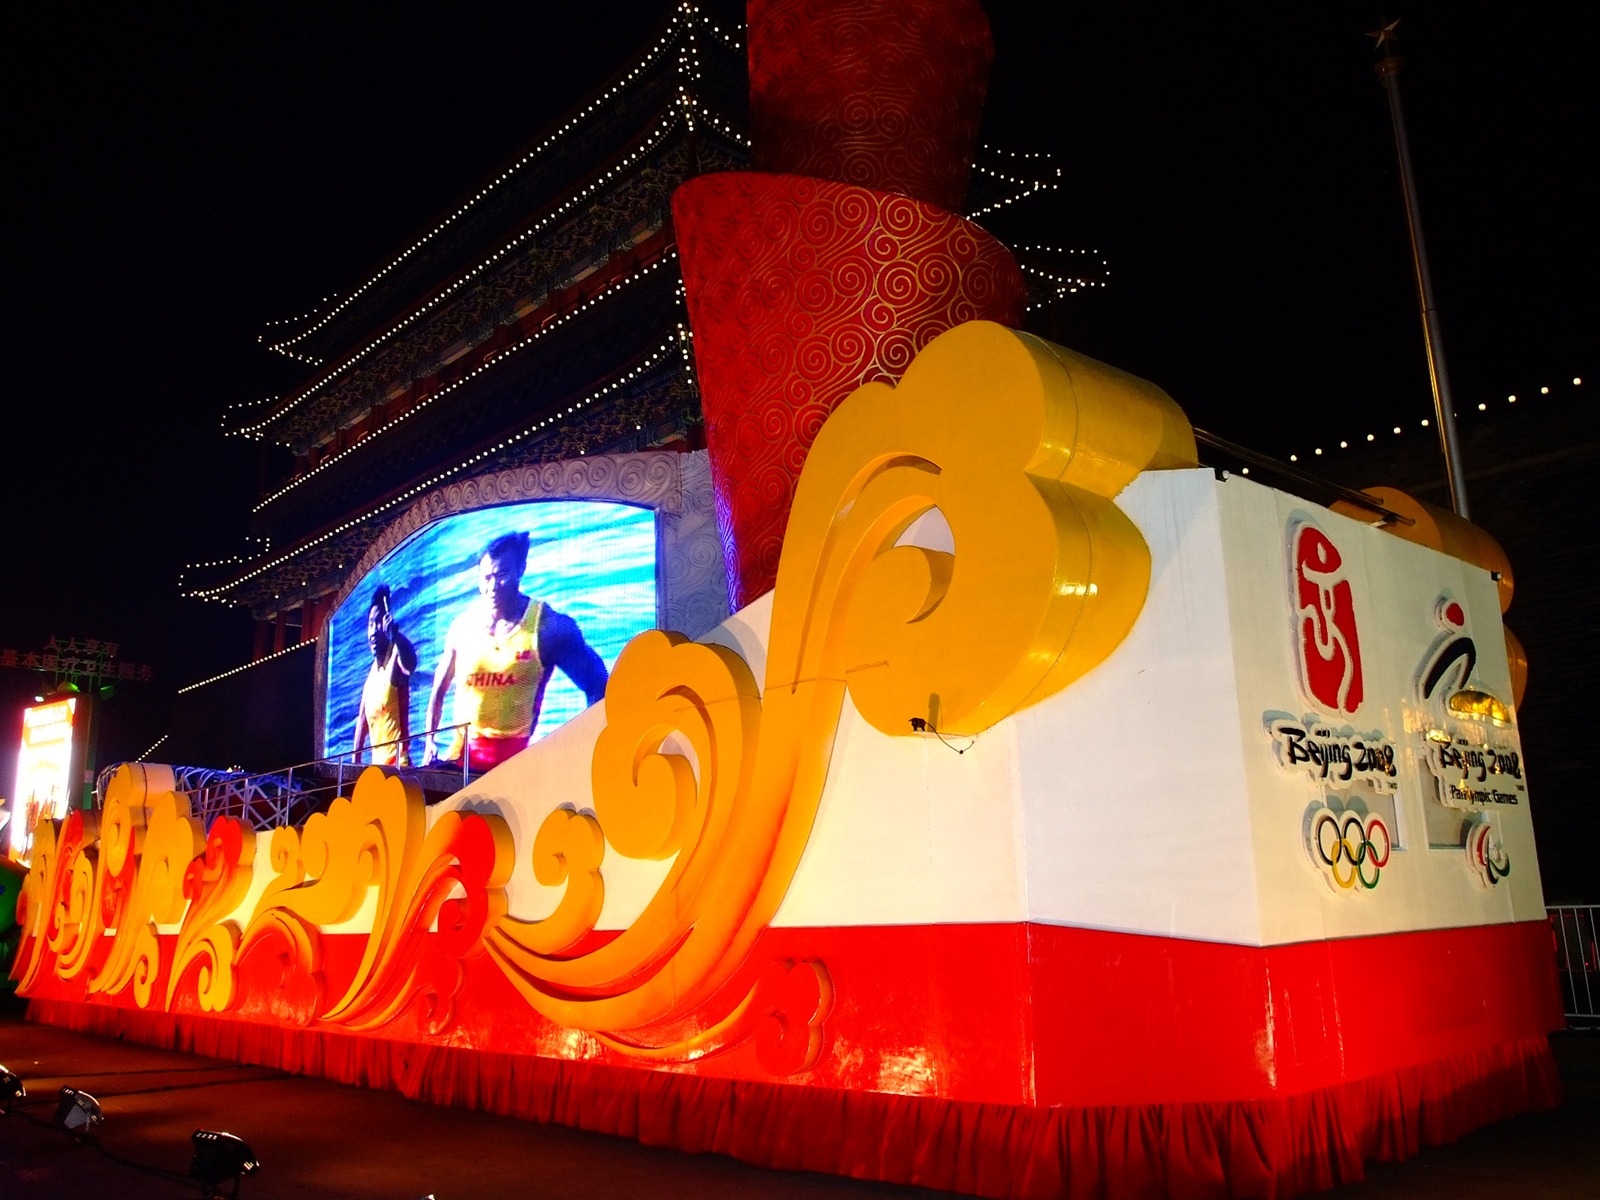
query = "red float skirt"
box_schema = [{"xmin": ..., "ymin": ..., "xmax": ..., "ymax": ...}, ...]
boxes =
[{"xmin": 24, "ymin": 918, "xmax": 1564, "ymax": 1199}]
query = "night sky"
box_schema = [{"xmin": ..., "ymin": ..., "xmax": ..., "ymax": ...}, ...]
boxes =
[{"xmin": 3, "ymin": 3, "xmax": 1591, "ymax": 781}]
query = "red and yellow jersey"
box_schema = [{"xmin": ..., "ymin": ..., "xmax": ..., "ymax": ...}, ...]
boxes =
[
  {"xmin": 449, "ymin": 600, "xmax": 551, "ymax": 740},
  {"xmin": 361, "ymin": 647, "xmax": 408, "ymax": 764}
]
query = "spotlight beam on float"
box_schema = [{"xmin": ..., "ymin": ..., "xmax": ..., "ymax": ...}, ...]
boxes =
[{"xmin": 1370, "ymin": 18, "xmax": 1470, "ymax": 518}]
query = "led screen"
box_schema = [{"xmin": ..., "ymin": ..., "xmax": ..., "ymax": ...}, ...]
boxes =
[
  {"xmin": 10, "ymin": 697, "xmax": 78, "ymax": 859},
  {"xmin": 323, "ymin": 500, "xmax": 656, "ymax": 770}
]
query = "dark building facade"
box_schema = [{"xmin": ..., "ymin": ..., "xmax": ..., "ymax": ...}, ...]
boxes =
[{"xmin": 182, "ymin": 8, "xmax": 751, "ymax": 646}]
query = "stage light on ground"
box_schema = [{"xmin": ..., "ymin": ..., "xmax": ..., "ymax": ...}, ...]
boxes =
[
  {"xmin": 190, "ymin": 1129, "xmax": 261, "ymax": 1198},
  {"xmin": 0, "ymin": 1066, "xmax": 25, "ymax": 1114},
  {"xmin": 52, "ymin": 1087, "xmax": 102, "ymax": 1140}
]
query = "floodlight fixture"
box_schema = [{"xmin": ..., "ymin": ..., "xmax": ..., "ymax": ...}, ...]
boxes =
[
  {"xmin": 0, "ymin": 1065, "xmax": 24, "ymax": 1114},
  {"xmin": 52, "ymin": 1086, "xmax": 102, "ymax": 1141},
  {"xmin": 190, "ymin": 1129, "xmax": 261, "ymax": 1199}
]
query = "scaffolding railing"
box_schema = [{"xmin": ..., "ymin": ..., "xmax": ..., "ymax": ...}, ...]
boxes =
[
  {"xmin": 1549, "ymin": 905, "xmax": 1599, "ymax": 1028},
  {"xmin": 96, "ymin": 724, "xmax": 473, "ymax": 832}
]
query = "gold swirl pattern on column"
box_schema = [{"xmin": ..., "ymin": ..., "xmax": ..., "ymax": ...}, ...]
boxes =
[
  {"xmin": 87, "ymin": 765, "xmax": 204, "ymax": 1007},
  {"xmin": 166, "ymin": 817, "xmax": 257, "ymax": 1012},
  {"xmin": 486, "ymin": 321, "xmax": 1196, "ymax": 1048}
]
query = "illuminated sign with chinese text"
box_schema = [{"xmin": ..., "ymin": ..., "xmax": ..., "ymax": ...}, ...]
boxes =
[{"xmin": 9, "ymin": 698, "xmax": 79, "ymax": 859}]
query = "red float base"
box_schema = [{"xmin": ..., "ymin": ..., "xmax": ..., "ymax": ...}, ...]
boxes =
[{"xmin": 27, "ymin": 997, "xmax": 1559, "ymax": 1199}]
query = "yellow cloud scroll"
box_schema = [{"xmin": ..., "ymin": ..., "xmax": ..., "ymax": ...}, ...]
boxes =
[{"xmin": 485, "ymin": 321, "xmax": 1196, "ymax": 1048}]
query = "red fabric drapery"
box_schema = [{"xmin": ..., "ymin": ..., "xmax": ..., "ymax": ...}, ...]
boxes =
[{"xmin": 29, "ymin": 1000, "xmax": 1559, "ymax": 1200}]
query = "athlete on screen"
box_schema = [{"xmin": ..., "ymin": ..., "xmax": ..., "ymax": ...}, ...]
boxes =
[
  {"xmin": 423, "ymin": 531, "xmax": 608, "ymax": 771},
  {"xmin": 352, "ymin": 585, "xmax": 419, "ymax": 766}
]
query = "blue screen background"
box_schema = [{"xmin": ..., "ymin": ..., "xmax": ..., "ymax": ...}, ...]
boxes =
[{"xmin": 323, "ymin": 500, "xmax": 657, "ymax": 760}]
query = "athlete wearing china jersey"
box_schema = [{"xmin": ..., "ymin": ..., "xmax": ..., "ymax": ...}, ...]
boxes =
[
  {"xmin": 424, "ymin": 533, "xmax": 608, "ymax": 772},
  {"xmin": 444, "ymin": 599, "xmax": 549, "ymax": 766}
]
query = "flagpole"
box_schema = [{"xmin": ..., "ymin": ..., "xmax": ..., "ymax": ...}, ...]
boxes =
[{"xmin": 1372, "ymin": 20, "xmax": 1471, "ymax": 518}]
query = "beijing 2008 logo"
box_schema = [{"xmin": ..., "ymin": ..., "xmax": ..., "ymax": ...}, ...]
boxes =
[{"xmin": 1290, "ymin": 519, "xmax": 1364, "ymax": 715}]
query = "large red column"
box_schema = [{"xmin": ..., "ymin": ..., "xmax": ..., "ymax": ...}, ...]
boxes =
[{"xmin": 675, "ymin": 0, "xmax": 1027, "ymax": 608}]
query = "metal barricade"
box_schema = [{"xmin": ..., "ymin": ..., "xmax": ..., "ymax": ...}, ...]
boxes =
[{"xmin": 1549, "ymin": 905, "xmax": 1599, "ymax": 1028}]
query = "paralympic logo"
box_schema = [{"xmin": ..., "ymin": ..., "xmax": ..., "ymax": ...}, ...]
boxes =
[
  {"xmin": 1304, "ymin": 804, "xmax": 1391, "ymax": 892},
  {"xmin": 1465, "ymin": 818, "xmax": 1511, "ymax": 888},
  {"xmin": 1413, "ymin": 591, "xmax": 1527, "ymax": 811}
]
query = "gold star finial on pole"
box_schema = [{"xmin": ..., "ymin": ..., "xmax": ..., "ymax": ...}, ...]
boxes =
[{"xmin": 1368, "ymin": 16, "xmax": 1402, "ymax": 57}]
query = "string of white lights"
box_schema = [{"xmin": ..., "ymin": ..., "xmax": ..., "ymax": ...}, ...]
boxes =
[
  {"xmin": 268, "ymin": 346, "xmax": 325, "ymax": 367},
  {"xmin": 231, "ymin": 86, "xmax": 747, "ymax": 443},
  {"xmin": 966, "ymin": 147, "xmax": 1063, "ymax": 220},
  {"xmin": 978, "ymin": 143, "xmax": 1054, "ymax": 161},
  {"xmin": 222, "ymin": 394, "xmax": 285, "ymax": 416},
  {"xmin": 176, "ymin": 641, "xmax": 316, "ymax": 694},
  {"xmin": 249, "ymin": 252, "xmax": 680, "ymax": 513},
  {"xmin": 1019, "ymin": 262, "xmax": 1107, "ymax": 298},
  {"xmin": 178, "ymin": 539, "xmax": 270, "ymax": 594},
  {"xmin": 1012, "ymin": 243, "xmax": 1111, "ymax": 310},
  {"xmin": 262, "ymin": 6, "xmax": 719, "ymax": 356},
  {"xmin": 694, "ymin": 105, "xmax": 749, "ymax": 145},
  {"xmin": 232, "ymin": 110, "xmax": 691, "ymax": 440},
  {"xmin": 135, "ymin": 733, "xmax": 169, "ymax": 761},
  {"xmin": 188, "ymin": 331, "xmax": 687, "ymax": 602},
  {"xmin": 971, "ymin": 162, "xmax": 1063, "ymax": 190},
  {"xmin": 261, "ymin": 297, "xmax": 336, "ymax": 329},
  {"xmin": 688, "ymin": 2, "xmax": 745, "ymax": 53},
  {"xmin": 1013, "ymin": 245, "xmax": 1103, "ymax": 256},
  {"xmin": 1284, "ymin": 376, "xmax": 1584, "ymax": 464},
  {"xmin": 966, "ymin": 180, "xmax": 1058, "ymax": 220}
]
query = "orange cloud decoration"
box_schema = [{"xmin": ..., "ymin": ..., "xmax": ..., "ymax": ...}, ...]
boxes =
[
  {"xmin": 484, "ymin": 320, "xmax": 1194, "ymax": 1057},
  {"xmin": 241, "ymin": 768, "xmax": 513, "ymax": 1034},
  {"xmin": 169, "ymin": 816, "xmax": 257, "ymax": 1012}
]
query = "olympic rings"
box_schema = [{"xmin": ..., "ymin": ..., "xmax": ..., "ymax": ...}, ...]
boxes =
[{"xmin": 1311, "ymin": 809, "xmax": 1390, "ymax": 890}]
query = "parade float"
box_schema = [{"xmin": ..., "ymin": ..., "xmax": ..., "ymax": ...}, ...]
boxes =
[{"xmin": 11, "ymin": 4, "xmax": 1559, "ymax": 1196}]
